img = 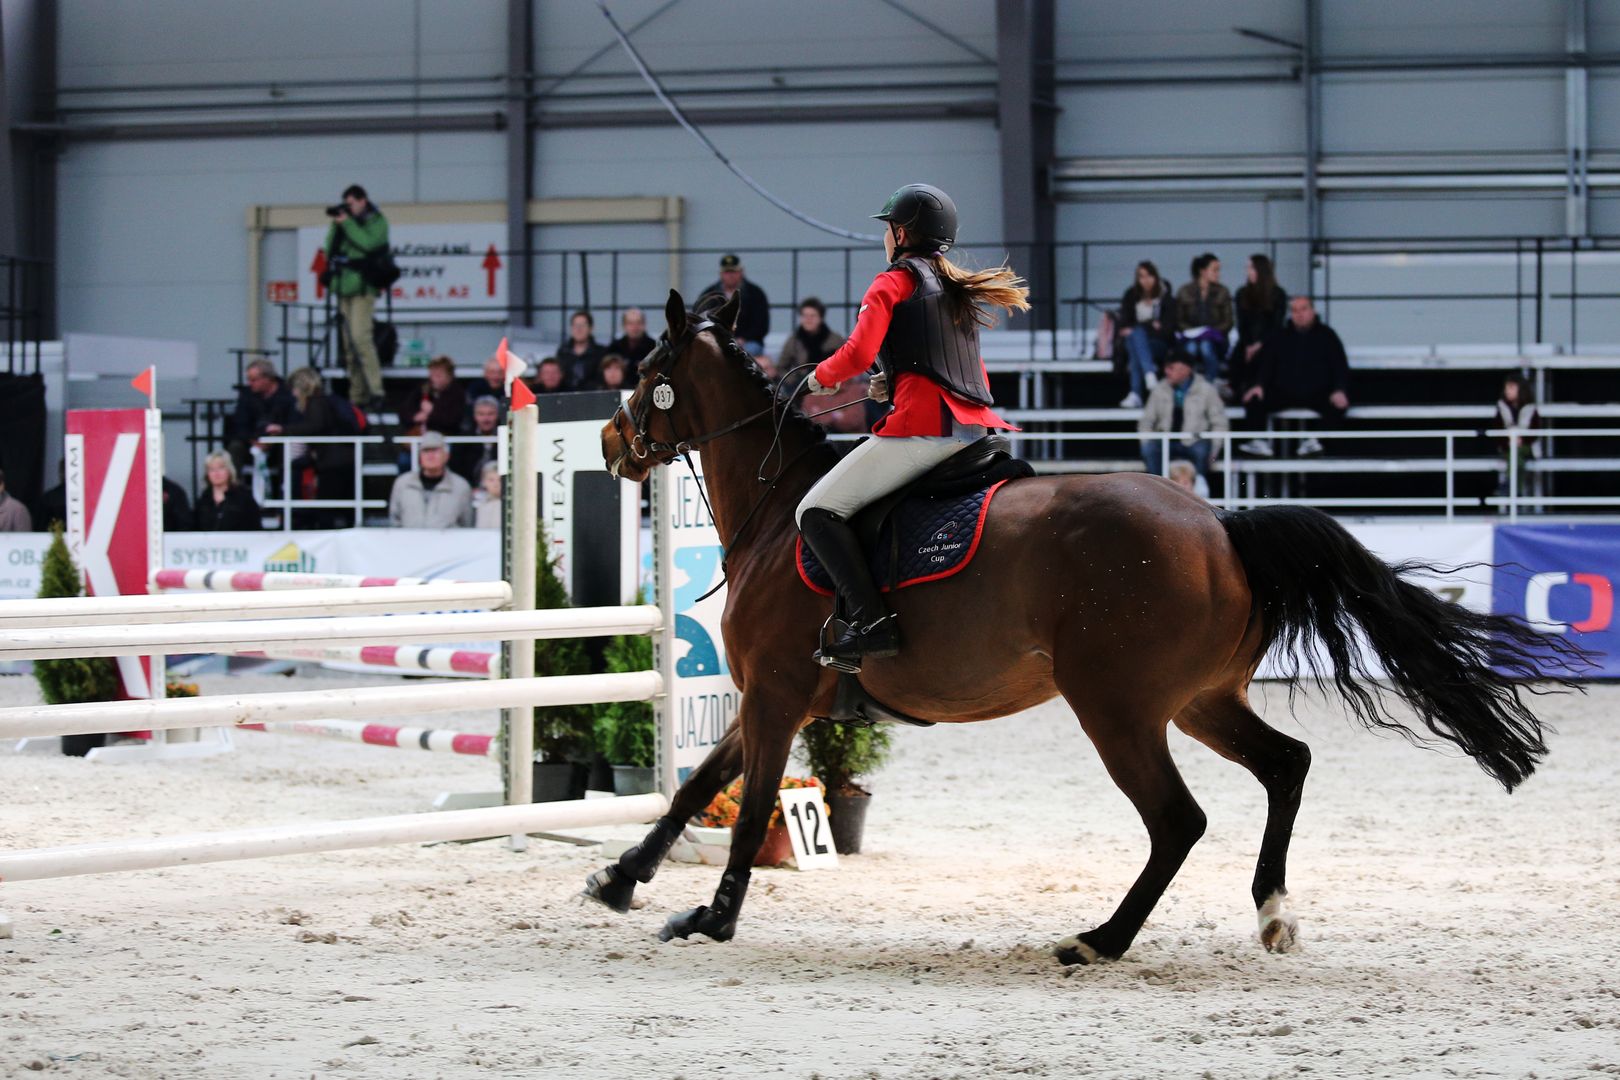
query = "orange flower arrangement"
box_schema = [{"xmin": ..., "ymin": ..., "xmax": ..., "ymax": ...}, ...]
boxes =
[{"xmin": 696, "ymin": 776, "xmax": 822, "ymax": 830}]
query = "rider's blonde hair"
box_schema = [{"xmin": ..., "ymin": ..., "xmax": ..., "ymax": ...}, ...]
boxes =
[{"xmin": 930, "ymin": 255, "xmax": 1032, "ymax": 328}]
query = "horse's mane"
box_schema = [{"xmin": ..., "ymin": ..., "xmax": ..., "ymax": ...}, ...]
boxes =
[{"xmin": 689, "ymin": 301, "xmax": 836, "ymax": 454}]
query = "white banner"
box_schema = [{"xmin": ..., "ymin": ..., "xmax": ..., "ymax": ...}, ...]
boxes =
[
  {"xmin": 296, "ymin": 222, "xmax": 506, "ymax": 321},
  {"xmin": 664, "ymin": 456, "xmax": 738, "ymax": 784}
]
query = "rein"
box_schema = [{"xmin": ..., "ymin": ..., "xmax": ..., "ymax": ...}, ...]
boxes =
[{"xmin": 617, "ymin": 318, "xmax": 863, "ymax": 603}]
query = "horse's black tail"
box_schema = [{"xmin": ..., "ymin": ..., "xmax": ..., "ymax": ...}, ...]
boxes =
[{"xmin": 1218, "ymin": 505, "xmax": 1591, "ymax": 792}]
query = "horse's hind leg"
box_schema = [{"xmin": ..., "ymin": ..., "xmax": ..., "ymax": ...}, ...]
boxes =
[
  {"xmin": 1174, "ymin": 690, "xmax": 1311, "ymax": 952},
  {"xmin": 1055, "ymin": 685, "xmax": 1208, "ymax": 965},
  {"xmin": 583, "ymin": 724, "xmax": 744, "ymax": 913}
]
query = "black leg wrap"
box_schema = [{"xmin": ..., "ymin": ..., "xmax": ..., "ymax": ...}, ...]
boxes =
[
  {"xmin": 582, "ymin": 815, "xmax": 685, "ymax": 913},
  {"xmin": 659, "ymin": 869, "xmax": 752, "ymax": 944},
  {"xmin": 619, "ymin": 815, "xmax": 685, "ymax": 883}
]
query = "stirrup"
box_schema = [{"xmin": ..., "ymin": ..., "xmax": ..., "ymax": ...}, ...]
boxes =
[{"xmin": 814, "ymin": 613, "xmax": 900, "ymax": 673}]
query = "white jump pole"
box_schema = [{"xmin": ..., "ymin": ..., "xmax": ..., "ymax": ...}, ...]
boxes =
[
  {"xmin": 0, "ymin": 582, "xmax": 513, "ymax": 628},
  {"xmin": 152, "ymin": 569, "xmax": 449, "ymax": 592},
  {"xmin": 0, "ymin": 671, "xmax": 663, "ymax": 740},
  {"xmin": 504, "ymin": 400, "xmax": 539, "ymax": 840},
  {"xmin": 0, "ymin": 792, "xmax": 671, "ymax": 883},
  {"xmin": 0, "ymin": 605, "xmax": 663, "ymax": 661}
]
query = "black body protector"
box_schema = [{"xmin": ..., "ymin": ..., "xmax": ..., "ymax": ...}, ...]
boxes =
[{"xmin": 877, "ymin": 255, "xmax": 993, "ymax": 408}]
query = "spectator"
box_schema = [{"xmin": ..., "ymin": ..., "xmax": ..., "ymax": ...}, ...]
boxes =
[
  {"xmin": 532, "ymin": 357, "xmax": 568, "ymax": 394},
  {"xmin": 389, "ymin": 430, "xmax": 471, "ymax": 528},
  {"xmin": 323, "ymin": 183, "xmax": 390, "ymax": 409},
  {"xmin": 701, "ymin": 253, "xmax": 770, "ymax": 354},
  {"xmin": 1175, "ymin": 252, "xmax": 1233, "ymax": 384},
  {"xmin": 226, "ymin": 359, "xmax": 293, "ymax": 469},
  {"xmin": 453, "ymin": 396, "xmax": 501, "ymax": 484},
  {"xmin": 607, "ymin": 307, "xmax": 657, "ymax": 367},
  {"xmin": 1230, "ymin": 254, "xmax": 1288, "ymax": 396},
  {"xmin": 556, "ymin": 311, "xmax": 606, "ymax": 390},
  {"xmin": 1167, "ymin": 458, "xmax": 1202, "ymax": 497},
  {"xmin": 161, "ymin": 477, "xmax": 192, "ymax": 533},
  {"xmin": 466, "ymin": 354, "xmax": 506, "ymax": 415},
  {"xmin": 411, "ymin": 356, "xmax": 465, "ymax": 436},
  {"xmin": 1116, "ymin": 260, "xmax": 1177, "ymax": 408},
  {"xmin": 1239, "ymin": 296, "xmax": 1349, "ymax": 458},
  {"xmin": 0, "ymin": 467, "xmax": 30, "ymax": 531},
  {"xmin": 32, "ymin": 461, "xmax": 66, "ymax": 532},
  {"xmin": 470, "ymin": 461, "xmax": 502, "ymax": 529},
  {"xmin": 776, "ymin": 297, "xmax": 846, "ymax": 379},
  {"xmin": 1495, "ymin": 373, "xmax": 1543, "ymax": 496},
  {"xmin": 599, "ymin": 353, "xmax": 630, "ymax": 393},
  {"xmin": 1138, "ymin": 353, "xmax": 1227, "ymax": 487},
  {"xmin": 266, "ymin": 367, "xmax": 356, "ymax": 528},
  {"xmin": 193, "ymin": 451, "xmax": 262, "ymax": 531}
]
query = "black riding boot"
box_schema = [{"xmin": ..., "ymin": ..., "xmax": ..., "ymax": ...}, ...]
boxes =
[{"xmin": 798, "ymin": 507, "xmax": 900, "ymax": 673}]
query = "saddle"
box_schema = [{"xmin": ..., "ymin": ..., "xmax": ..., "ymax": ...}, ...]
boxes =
[{"xmin": 809, "ymin": 435, "xmax": 1033, "ymax": 729}]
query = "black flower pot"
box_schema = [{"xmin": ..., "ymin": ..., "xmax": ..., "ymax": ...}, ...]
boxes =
[
  {"xmin": 532, "ymin": 760, "xmax": 589, "ymax": 802},
  {"xmin": 826, "ymin": 791, "xmax": 871, "ymax": 855},
  {"xmin": 612, "ymin": 765, "xmax": 658, "ymax": 795},
  {"xmin": 587, "ymin": 754, "xmax": 614, "ymax": 794}
]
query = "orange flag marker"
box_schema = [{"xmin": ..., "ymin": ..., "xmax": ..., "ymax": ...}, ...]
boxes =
[{"xmin": 131, "ymin": 366, "xmax": 156, "ymax": 407}]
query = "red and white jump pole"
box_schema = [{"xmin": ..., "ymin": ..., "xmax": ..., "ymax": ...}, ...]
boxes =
[
  {"xmin": 243, "ymin": 644, "xmax": 497, "ymax": 677},
  {"xmin": 151, "ymin": 569, "xmax": 451, "ymax": 592},
  {"xmin": 238, "ymin": 718, "xmax": 494, "ymax": 756}
]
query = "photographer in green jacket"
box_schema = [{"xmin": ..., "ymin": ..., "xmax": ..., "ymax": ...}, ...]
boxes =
[{"xmin": 324, "ymin": 184, "xmax": 390, "ymax": 408}]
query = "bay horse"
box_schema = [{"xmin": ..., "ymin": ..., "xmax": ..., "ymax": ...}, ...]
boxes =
[{"xmin": 588, "ymin": 288, "xmax": 1577, "ymax": 964}]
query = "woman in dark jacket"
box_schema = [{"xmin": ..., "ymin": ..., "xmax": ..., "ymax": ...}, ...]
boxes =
[
  {"xmin": 193, "ymin": 451, "xmax": 262, "ymax": 530},
  {"xmin": 1230, "ymin": 253, "xmax": 1288, "ymax": 394},
  {"xmin": 1116, "ymin": 260, "xmax": 1177, "ymax": 408},
  {"xmin": 267, "ymin": 367, "xmax": 356, "ymax": 528}
]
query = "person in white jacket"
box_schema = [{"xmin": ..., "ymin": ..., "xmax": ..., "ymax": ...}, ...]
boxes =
[
  {"xmin": 1138, "ymin": 352, "xmax": 1228, "ymax": 487},
  {"xmin": 388, "ymin": 430, "xmax": 472, "ymax": 528}
]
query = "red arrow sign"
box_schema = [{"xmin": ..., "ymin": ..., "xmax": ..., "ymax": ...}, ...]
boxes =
[
  {"xmin": 482, "ymin": 244, "xmax": 502, "ymax": 297},
  {"xmin": 310, "ymin": 249, "xmax": 328, "ymax": 300}
]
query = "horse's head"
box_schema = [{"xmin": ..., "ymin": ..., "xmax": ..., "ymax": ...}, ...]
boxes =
[{"xmin": 602, "ymin": 287, "xmax": 745, "ymax": 482}]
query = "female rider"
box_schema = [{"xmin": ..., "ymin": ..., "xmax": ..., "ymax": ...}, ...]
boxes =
[{"xmin": 797, "ymin": 183, "xmax": 1030, "ymax": 673}]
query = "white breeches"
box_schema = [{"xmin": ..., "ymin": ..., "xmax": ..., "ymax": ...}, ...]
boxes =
[{"xmin": 795, "ymin": 429, "xmax": 982, "ymax": 526}]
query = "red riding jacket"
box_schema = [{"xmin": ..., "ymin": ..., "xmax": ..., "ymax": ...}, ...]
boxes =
[{"xmin": 812, "ymin": 269, "xmax": 1014, "ymax": 437}]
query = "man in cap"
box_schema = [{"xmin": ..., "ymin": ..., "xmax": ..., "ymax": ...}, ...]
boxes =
[
  {"xmin": 388, "ymin": 430, "xmax": 472, "ymax": 528},
  {"xmin": 700, "ymin": 253, "xmax": 772, "ymax": 355}
]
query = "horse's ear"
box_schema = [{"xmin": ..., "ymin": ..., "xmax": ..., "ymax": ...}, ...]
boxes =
[
  {"xmin": 714, "ymin": 289, "xmax": 741, "ymax": 332},
  {"xmin": 665, "ymin": 289, "xmax": 687, "ymax": 339}
]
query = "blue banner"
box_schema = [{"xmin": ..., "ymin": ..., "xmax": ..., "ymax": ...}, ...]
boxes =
[{"xmin": 1493, "ymin": 524, "xmax": 1618, "ymax": 678}]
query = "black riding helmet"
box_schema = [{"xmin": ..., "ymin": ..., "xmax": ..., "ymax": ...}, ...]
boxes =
[{"xmin": 872, "ymin": 183, "xmax": 957, "ymax": 255}]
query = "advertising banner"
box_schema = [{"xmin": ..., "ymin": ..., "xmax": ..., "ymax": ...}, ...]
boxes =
[
  {"xmin": 1493, "ymin": 524, "xmax": 1619, "ymax": 677},
  {"xmin": 296, "ymin": 222, "xmax": 506, "ymax": 320},
  {"xmin": 65, "ymin": 409, "xmax": 162, "ymax": 699},
  {"xmin": 662, "ymin": 454, "xmax": 738, "ymax": 785}
]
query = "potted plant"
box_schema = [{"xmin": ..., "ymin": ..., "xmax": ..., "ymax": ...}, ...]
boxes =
[
  {"xmin": 529, "ymin": 525, "xmax": 595, "ymax": 801},
  {"xmin": 594, "ymin": 598, "xmax": 656, "ymax": 794},
  {"xmin": 32, "ymin": 525, "xmax": 121, "ymax": 757},
  {"xmin": 696, "ymin": 776, "xmax": 825, "ymax": 867},
  {"xmin": 794, "ymin": 720, "xmax": 893, "ymax": 854}
]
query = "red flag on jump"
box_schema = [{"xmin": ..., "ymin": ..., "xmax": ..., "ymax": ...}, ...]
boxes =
[
  {"xmin": 131, "ymin": 366, "xmax": 155, "ymax": 405},
  {"xmin": 510, "ymin": 375, "xmax": 536, "ymax": 412}
]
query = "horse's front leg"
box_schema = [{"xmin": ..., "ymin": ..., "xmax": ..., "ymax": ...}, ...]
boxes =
[
  {"xmin": 583, "ymin": 725, "xmax": 744, "ymax": 913},
  {"xmin": 660, "ymin": 689, "xmax": 803, "ymax": 944}
]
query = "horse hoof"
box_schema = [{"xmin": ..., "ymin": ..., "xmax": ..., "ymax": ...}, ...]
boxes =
[
  {"xmin": 658, "ymin": 905, "xmax": 735, "ymax": 944},
  {"xmin": 1053, "ymin": 934, "xmax": 1103, "ymax": 966},
  {"xmin": 583, "ymin": 865, "xmax": 636, "ymax": 914},
  {"xmin": 1258, "ymin": 892, "xmax": 1300, "ymax": 953}
]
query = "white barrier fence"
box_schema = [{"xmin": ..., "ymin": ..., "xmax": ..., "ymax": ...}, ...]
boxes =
[{"xmin": 0, "ymin": 396, "xmax": 675, "ymax": 896}]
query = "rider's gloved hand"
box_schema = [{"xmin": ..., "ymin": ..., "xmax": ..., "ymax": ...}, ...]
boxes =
[
  {"xmin": 805, "ymin": 372, "xmax": 840, "ymax": 396},
  {"xmin": 866, "ymin": 371, "xmax": 889, "ymax": 403}
]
